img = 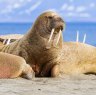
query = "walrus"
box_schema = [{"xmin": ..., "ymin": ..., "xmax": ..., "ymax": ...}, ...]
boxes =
[
  {"xmin": 0, "ymin": 38, "xmax": 5, "ymax": 46},
  {"xmin": 0, "ymin": 52, "xmax": 34, "ymax": 79},
  {"xmin": 1, "ymin": 11, "xmax": 96, "ymax": 77},
  {"xmin": 0, "ymin": 38, "xmax": 16, "ymax": 45},
  {"xmin": 0, "ymin": 11, "xmax": 64, "ymax": 77},
  {"xmin": 0, "ymin": 42, "xmax": 3, "ymax": 46}
]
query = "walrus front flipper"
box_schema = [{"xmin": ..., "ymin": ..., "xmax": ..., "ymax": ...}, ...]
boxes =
[
  {"xmin": 40, "ymin": 62, "xmax": 60, "ymax": 77},
  {"xmin": 51, "ymin": 64, "xmax": 60, "ymax": 77},
  {"xmin": 21, "ymin": 64, "xmax": 35, "ymax": 80}
]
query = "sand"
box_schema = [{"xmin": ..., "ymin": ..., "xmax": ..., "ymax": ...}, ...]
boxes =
[
  {"xmin": 0, "ymin": 34, "xmax": 23, "ymax": 39},
  {"xmin": 0, "ymin": 34, "xmax": 96, "ymax": 95},
  {"xmin": 0, "ymin": 75, "xmax": 96, "ymax": 95}
]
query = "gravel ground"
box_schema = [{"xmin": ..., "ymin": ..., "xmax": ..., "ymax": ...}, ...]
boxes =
[{"xmin": 0, "ymin": 75, "xmax": 96, "ymax": 95}]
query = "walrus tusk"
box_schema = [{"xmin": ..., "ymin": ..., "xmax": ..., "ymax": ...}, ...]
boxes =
[
  {"xmin": 6, "ymin": 38, "xmax": 11, "ymax": 45},
  {"xmin": 3, "ymin": 39, "xmax": 7, "ymax": 45},
  {"xmin": 55, "ymin": 29, "xmax": 62, "ymax": 46},
  {"xmin": 48, "ymin": 28, "xmax": 55, "ymax": 43},
  {"xmin": 46, "ymin": 28, "xmax": 55, "ymax": 49},
  {"xmin": 3, "ymin": 39, "xmax": 11, "ymax": 45},
  {"xmin": 83, "ymin": 34, "xmax": 86, "ymax": 43}
]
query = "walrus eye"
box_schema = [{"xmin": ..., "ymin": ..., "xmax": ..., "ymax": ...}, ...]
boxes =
[
  {"xmin": 48, "ymin": 16, "xmax": 53, "ymax": 19},
  {"xmin": 45, "ymin": 16, "xmax": 53, "ymax": 19}
]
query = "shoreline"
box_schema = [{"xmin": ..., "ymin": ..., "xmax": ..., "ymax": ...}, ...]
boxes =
[{"xmin": 0, "ymin": 34, "xmax": 23, "ymax": 39}]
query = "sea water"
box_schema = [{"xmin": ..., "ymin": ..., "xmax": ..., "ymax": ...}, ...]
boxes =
[{"xmin": 0, "ymin": 22, "xmax": 96, "ymax": 46}]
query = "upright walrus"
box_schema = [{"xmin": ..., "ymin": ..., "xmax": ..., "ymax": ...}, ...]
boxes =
[
  {"xmin": 1, "ymin": 11, "xmax": 96, "ymax": 77},
  {"xmin": 0, "ymin": 11, "xmax": 64, "ymax": 77},
  {"xmin": 0, "ymin": 52, "xmax": 34, "ymax": 79}
]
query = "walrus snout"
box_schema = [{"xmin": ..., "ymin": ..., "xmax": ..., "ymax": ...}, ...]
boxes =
[
  {"xmin": 51, "ymin": 15, "xmax": 64, "ymax": 30},
  {"xmin": 46, "ymin": 28, "xmax": 63, "ymax": 49},
  {"xmin": 46, "ymin": 16, "xmax": 64, "ymax": 49}
]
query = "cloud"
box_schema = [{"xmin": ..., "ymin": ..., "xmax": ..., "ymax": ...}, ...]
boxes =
[
  {"xmin": 61, "ymin": 4, "xmax": 75, "ymax": 11},
  {"xmin": 1, "ymin": 8, "xmax": 12, "ymax": 14},
  {"xmin": 90, "ymin": 3, "xmax": 95, "ymax": 8},
  {"xmin": 65, "ymin": 12, "xmax": 90, "ymax": 18},
  {"xmin": 0, "ymin": 0, "xmax": 94, "ymax": 22},
  {"xmin": 66, "ymin": 12, "xmax": 76, "ymax": 17},
  {"xmin": 61, "ymin": 3, "xmax": 86, "ymax": 12},
  {"xmin": 67, "ymin": 6, "xmax": 75, "ymax": 11},
  {"xmin": 13, "ymin": 3, "xmax": 21, "ymax": 8},
  {"xmin": 69, "ymin": 0, "xmax": 74, "ymax": 2},
  {"xmin": 25, "ymin": 1, "xmax": 42, "ymax": 14},
  {"xmin": 79, "ymin": 13, "xmax": 91, "ymax": 17},
  {"xmin": 45, "ymin": 9, "xmax": 57, "ymax": 12},
  {"xmin": 0, "ymin": 0, "xmax": 38, "ymax": 14},
  {"xmin": 0, "ymin": 1, "xmax": 23, "ymax": 14},
  {"xmin": 60, "ymin": 4, "xmax": 68, "ymax": 11},
  {"xmin": 76, "ymin": 6, "xmax": 86, "ymax": 12},
  {"xmin": 60, "ymin": 3, "xmax": 91, "ymax": 18}
]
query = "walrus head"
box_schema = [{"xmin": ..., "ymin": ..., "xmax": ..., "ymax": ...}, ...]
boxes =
[{"xmin": 32, "ymin": 11, "xmax": 65, "ymax": 49}]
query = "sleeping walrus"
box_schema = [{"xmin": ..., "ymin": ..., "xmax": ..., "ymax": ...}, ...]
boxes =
[
  {"xmin": 0, "ymin": 38, "xmax": 16, "ymax": 45},
  {"xmin": 0, "ymin": 52, "xmax": 34, "ymax": 79},
  {"xmin": 0, "ymin": 11, "xmax": 96, "ymax": 77}
]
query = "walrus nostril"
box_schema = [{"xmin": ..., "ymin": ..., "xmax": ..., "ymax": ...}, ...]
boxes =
[{"xmin": 60, "ymin": 26, "xmax": 64, "ymax": 31}]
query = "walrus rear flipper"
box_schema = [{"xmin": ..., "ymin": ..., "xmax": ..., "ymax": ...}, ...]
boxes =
[{"xmin": 21, "ymin": 64, "xmax": 35, "ymax": 80}]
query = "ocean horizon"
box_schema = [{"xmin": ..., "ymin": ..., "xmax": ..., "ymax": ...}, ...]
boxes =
[{"xmin": 0, "ymin": 22, "xmax": 96, "ymax": 46}]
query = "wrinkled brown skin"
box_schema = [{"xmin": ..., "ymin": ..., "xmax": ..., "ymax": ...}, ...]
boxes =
[
  {"xmin": 57, "ymin": 42, "xmax": 96, "ymax": 76},
  {"xmin": 0, "ymin": 11, "xmax": 64, "ymax": 77},
  {"xmin": 0, "ymin": 38, "xmax": 4, "ymax": 46},
  {"xmin": 40, "ymin": 42, "xmax": 96, "ymax": 77},
  {"xmin": 0, "ymin": 52, "xmax": 34, "ymax": 79},
  {"xmin": 1, "ymin": 11, "xmax": 96, "ymax": 77},
  {"xmin": 0, "ymin": 42, "xmax": 3, "ymax": 46}
]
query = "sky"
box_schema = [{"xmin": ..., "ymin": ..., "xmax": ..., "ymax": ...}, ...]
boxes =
[{"xmin": 0, "ymin": 0, "xmax": 96, "ymax": 22}]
